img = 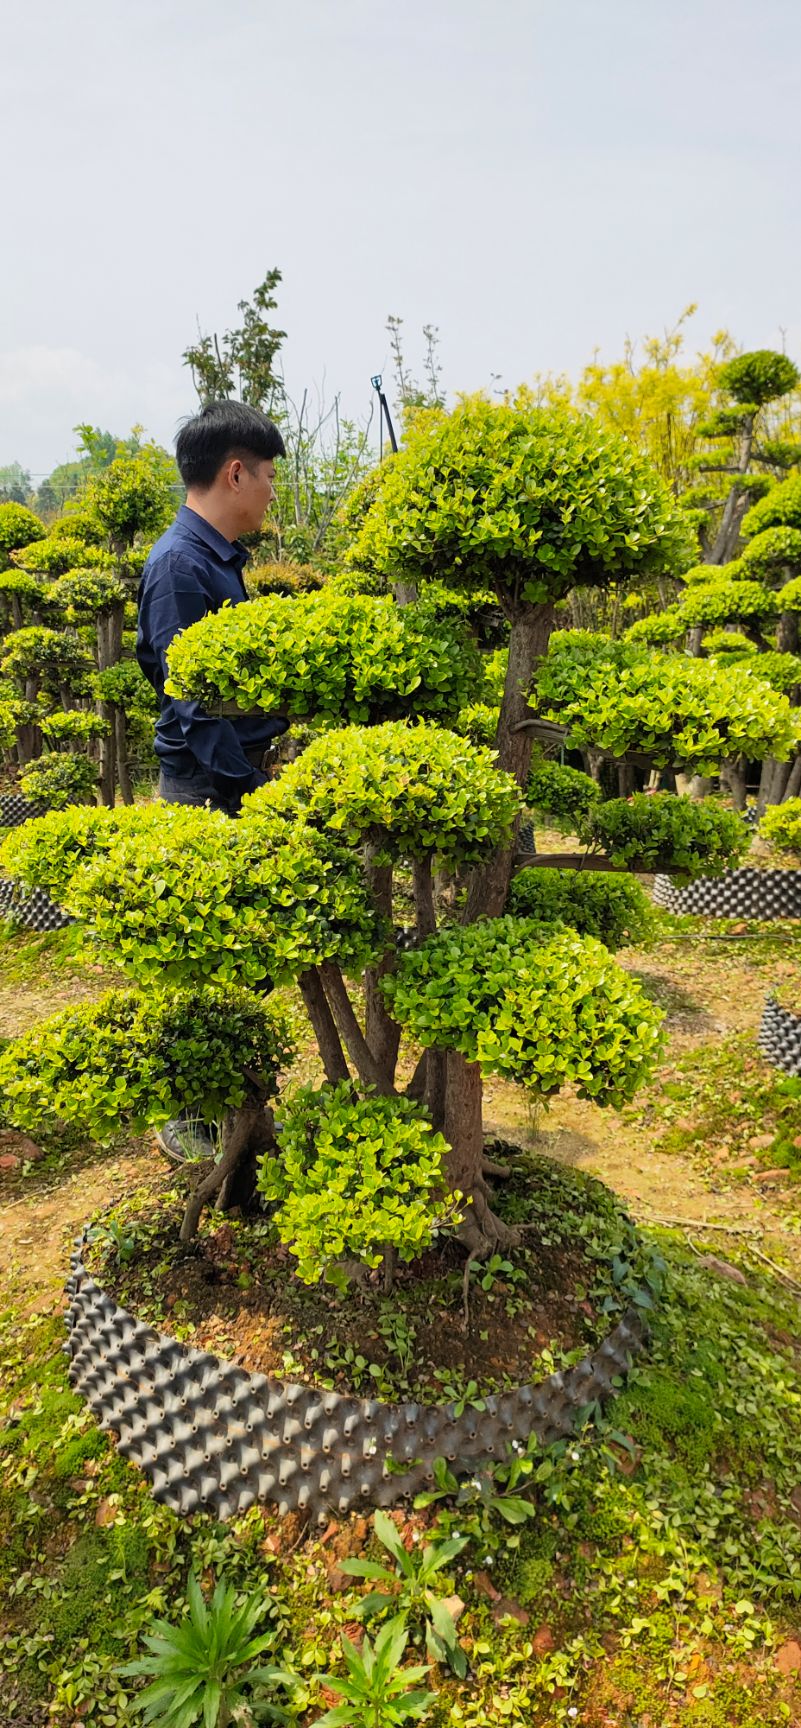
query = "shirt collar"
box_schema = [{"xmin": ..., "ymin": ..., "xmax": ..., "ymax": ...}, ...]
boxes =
[{"xmin": 176, "ymin": 504, "xmax": 249, "ymax": 566}]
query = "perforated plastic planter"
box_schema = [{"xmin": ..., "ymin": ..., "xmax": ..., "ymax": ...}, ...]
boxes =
[
  {"xmin": 64, "ymin": 1235, "xmax": 648, "ymax": 1524},
  {"xmin": 0, "ymin": 791, "xmax": 40, "ymax": 829},
  {"xmin": 0, "ymin": 875, "xmax": 74, "ymax": 932},
  {"xmin": 0, "ymin": 792, "xmax": 75, "ymax": 931},
  {"xmin": 653, "ymin": 868, "xmax": 801, "ymax": 920},
  {"xmin": 759, "ymin": 993, "xmax": 801, "ymax": 1078}
]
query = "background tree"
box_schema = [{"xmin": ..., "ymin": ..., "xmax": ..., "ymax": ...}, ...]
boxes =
[
  {"xmin": 183, "ymin": 270, "xmax": 286, "ymax": 410},
  {"xmin": 183, "ymin": 273, "xmax": 373, "ymax": 566}
]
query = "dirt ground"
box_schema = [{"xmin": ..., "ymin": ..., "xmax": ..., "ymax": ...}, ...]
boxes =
[{"xmin": 1, "ymin": 912, "xmax": 800, "ymax": 1317}]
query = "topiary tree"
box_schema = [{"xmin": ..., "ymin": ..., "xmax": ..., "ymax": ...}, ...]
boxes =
[
  {"xmin": 0, "ymin": 403, "xmax": 758, "ymax": 1273},
  {"xmin": 0, "ymin": 501, "xmax": 45, "ymax": 568},
  {"xmin": 692, "ymin": 349, "xmax": 800, "ymax": 564},
  {"xmin": 345, "ymin": 398, "xmax": 693, "ymax": 915},
  {"xmin": 0, "ymin": 986, "xmax": 294, "ymax": 1241},
  {"xmin": 0, "ymin": 626, "xmax": 94, "ymax": 765}
]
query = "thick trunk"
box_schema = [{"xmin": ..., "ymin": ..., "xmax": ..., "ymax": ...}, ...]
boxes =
[
  {"xmin": 757, "ymin": 756, "xmax": 776, "ymax": 817},
  {"xmin": 784, "ymin": 753, "xmax": 801, "ymax": 801},
  {"xmin": 721, "ymin": 757, "xmax": 747, "ymax": 810},
  {"xmin": 778, "ymin": 611, "xmax": 799, "ymax": 654},
  {"xmin": 442, "ymin": 1051, "xmax": 520, "ymax": 1254},
  {"xmin": 464, "ymin": 604, "xmax": 556, "ymax": 923},
  {"xmin": 412, "ymin": 856, "xmax": 437, "ymax": 937},
  {"xmin": 766, "ymin": 759, "xmax": 792, "ymax": 806},
  {"xmin": 686, "ymin": 625, "xmax": 703, "ymax": 658}
]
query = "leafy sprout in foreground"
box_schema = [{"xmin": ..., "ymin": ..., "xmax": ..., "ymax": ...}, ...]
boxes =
[
  {"xmin": 311, "ymin": 1615, "xmax": 436, "ymax": 1728},
  {"xmin": 340, "ymin": 1508, "xmax": 469, "ymax": 1677},
  {"xmin": 118, "ymin": 1571, "xmax": 295, "ymax": 1728}
]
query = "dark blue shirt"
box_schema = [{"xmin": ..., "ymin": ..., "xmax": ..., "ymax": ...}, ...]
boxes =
[{"xmin": 137, "ymin": 505, "xmax": 287, "ymax": 801}]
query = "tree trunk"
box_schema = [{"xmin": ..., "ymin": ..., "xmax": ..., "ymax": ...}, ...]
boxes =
[
  {"xmin": 464, "ymin": 603, "xmax": 556, "ymax": 922},
  {"xmin": 114, "ymin": 707, "xmax": 134, "ymax": 804},
  {"xmin": 721, "ymin": 757, "xmax": 747, "ymax": 810},
  {"xmin": 363, "ymin": 849, "xmax": 401, "ymax": 1081},
  {"xmin": 412, "ymin": 856, "xmax": 437, "ymax": 937},
  {"xmin": 708, "ymin": 414, "xmax": 755, "ymax": 565},
  {"xmin": 686, "ymin": 625, "xmax": 703, "ymax": 658},
  {"xmin": 319, "ymin": 960, "xmax": 395, "ymax": 1094},
  {"xmin": 97, "ymin": 709, "xmax": 116, "ymax": 807},
  {"xmin": 778, "ymin": 611, "xmax": 799, "ymax": 654},
  {"xmin": 442, "ymin": 1052, "xmax": 520, "ymax": 1254},
  {"xmin": 298, "ymin": 968, "xmax": 351, "ymax": 1084},
  {"xmin": 757, "ymin": 756, "xmax": 776, "ymax": 817},
  {"xmin": 783, "ymin": 753, "xmax": 801, "ymax": 801},
  {"xmin": 766, "ymin": 759, "xmax": 792, "ymax": 805},
  {"xmin": 179, "ymin": 1097, "xmax": 270, "ymax": 1242}
]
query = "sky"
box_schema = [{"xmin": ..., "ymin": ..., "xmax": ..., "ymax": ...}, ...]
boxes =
[{"xmin": 2, "ymin": 0, "xmax": 800, "ymax": 478}]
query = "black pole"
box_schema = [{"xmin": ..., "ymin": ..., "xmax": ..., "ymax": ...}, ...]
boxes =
[{"xmin": 371, "ymin": 375, "xmax": 398, "ymax": 454}]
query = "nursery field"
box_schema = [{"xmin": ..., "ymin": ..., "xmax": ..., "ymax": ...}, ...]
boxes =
[
  {"xmin": 3, "ymin": 377, "xmax": 801, "ymax": 1728},
  {"xmin": 2, "ymin": 848, "xmax": 801, "ymax": 1728}
]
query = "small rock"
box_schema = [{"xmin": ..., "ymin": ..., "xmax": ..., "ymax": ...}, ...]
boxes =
[
  {"xmin": 491, "ymin": 1595, "xmax": 529, "ymax": 1627},
  {"xmin": 13, "ymin": 1136, "xmax": 43, "ymax": 1162},
  {"xmin": 750, "ymin": 1134, "xmax": 776, "ymax": 1151},
  {"xmin": 532, "ymin": 1623, "xmax": 555, "ymax": 1655},
  {"xmin": 697, "ymin": 1255, "xmax": 748, "ymax": 1285},
  {"xmin": 441, "ymin": 1594, "xmax": 465, "ymax": 1623},
  {"xmin": 0, "ymin": 1154, "xmax": 21, "ymax": 1172},
  {"xmin": 473, "ymin": 1568, "xmax": 501, "ymax": 1602},
  {"xmin": 755, "ymin": 1168, "xmax": 789, "ymax": 1184},
  {"xmin": 776, "ymin": 1639, "xmax": 801, "ymax": 1675},
  {"xmin": 326, "ymin": 1565, "xmax": 350, "ymax": 1593},
  {"xmin": 95, "ymin": 1498, "xmax": 117, "ymax": 1527}
]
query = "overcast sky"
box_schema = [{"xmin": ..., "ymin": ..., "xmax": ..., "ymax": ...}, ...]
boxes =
[{"xmin": 2, "ymin": 0, "xmax": 800, "ymax": 477}]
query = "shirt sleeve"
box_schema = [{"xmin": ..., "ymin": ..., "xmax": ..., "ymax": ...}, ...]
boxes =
[{"xmin": 140, "ymin": 556, "xmax": 269, "ymax": 800}]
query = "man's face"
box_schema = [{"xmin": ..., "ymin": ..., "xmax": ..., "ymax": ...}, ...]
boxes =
[{"xmin": 231, "ymin": 457, "xmax": 276, "ymax": 533}]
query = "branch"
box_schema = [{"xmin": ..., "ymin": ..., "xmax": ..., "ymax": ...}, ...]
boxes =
[
  {"xmin": 512, "ymin": 851, "xmax": 653, "ymax": 875},
  {"xmin": 298, "ymin": 967, "xmax": 351, "ymax": 1084},
  {"xmin": 318, "ymin": 960, "xmax": 395, "ymax": 1094}
]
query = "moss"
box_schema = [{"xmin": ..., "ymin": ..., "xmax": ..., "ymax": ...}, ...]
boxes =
[
  {"xmin": 594, "ymin": 1652, "xmax": 790, "ymax": 1727},
  {"xmin": 618, "ymin": 1369, "xmax": 721, "ymax": 1470}
]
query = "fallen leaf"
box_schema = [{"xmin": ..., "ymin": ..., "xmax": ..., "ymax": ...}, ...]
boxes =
[{"xmin": 697, "ymin": 1255, "xmax": 748, "ymax": 1286}]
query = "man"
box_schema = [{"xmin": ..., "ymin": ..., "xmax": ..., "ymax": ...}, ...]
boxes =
[
  {"xmin": 137, "ymin": 399, "xmax": 288, "ymax": 814},
  {"xmin": 137, "ymin": 401, "xmax": 287, "ymax": 1162}
]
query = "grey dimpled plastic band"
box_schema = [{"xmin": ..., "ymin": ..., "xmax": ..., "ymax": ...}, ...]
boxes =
[
  {"xmin": 653, "ymin": 868, "xmax": 801, "ymax": 920},
  {"xmin": 759, "ymin": 993, "xmax": 801, "ymax": 1078},
  {"xmin": 0, "ymin": 792, "xmax": 74, "ymax": 931},
  {"xmin": 0, "ymin": 876, "xmax": 74, "ymax": 932},
  {"xmin": 0, "ymin": 792, "xmax": 40, "ymax": 829},
  {"xmin": 64, "ymin": 1238, "xmax": 648, "ymax": 1523}
]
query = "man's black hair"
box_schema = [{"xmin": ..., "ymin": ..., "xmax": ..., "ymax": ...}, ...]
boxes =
[{"xmin": 175, "ymin": 401, "xmax": 286, "ymax": 489}]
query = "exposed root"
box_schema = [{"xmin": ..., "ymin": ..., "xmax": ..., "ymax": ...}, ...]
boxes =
[
  {"xmin": 481, "ymin": 1156, "xmax": 512, "ymax": 1179},
  {"xmin": 456, "ymin": 1181, "xmax": 522, "ymax": 1257}
]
